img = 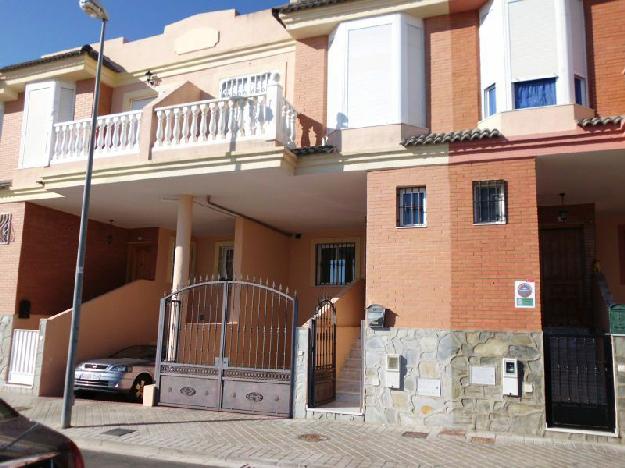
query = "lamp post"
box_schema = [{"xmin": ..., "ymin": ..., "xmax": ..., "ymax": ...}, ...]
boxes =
[{"xmin": 61, "ymin": 0, "xmax": 109, "ymax": 429}]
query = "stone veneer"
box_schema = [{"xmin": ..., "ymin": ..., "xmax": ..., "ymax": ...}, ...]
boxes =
[
  {"xmin": 613, "ymin": 336, "xmax": 625, "ymax": 441},
  {"xmin": 364, "ymin": 327, "xmax": 546, "ymax": 435},
  {"xmin": 0, "ymin": 315, "xmax": 14, "ymax": 385}
]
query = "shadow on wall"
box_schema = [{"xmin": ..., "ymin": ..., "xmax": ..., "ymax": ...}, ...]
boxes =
[{"xmin": 36, "ymin": 279, "xmax": 168, "ymax": 397}]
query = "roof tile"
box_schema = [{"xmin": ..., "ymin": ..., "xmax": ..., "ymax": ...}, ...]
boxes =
[{"xmin": 401, "ymin": 128, "xmax": 502, "ymax": 147}]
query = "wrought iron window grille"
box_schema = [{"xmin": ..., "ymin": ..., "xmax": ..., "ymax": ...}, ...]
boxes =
[
  {"xmin": 397, "ymin": 186, "xmax": 427, "ymax": 227},
  {"xmin": 315, "ymin": 242, "xmax": 356, "ymax": 286},
  {"xmin": 473, "ymin": 180, "xmax": 507, "ymax": 224},
  {"xmin": 0, "ymin": 213, "xmax": 11, "ymax": 244}
]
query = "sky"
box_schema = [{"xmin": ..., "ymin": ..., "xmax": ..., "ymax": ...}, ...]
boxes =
[{"xmin": 0, "ymin": 0, "xmax": 282, "ymax": 67}]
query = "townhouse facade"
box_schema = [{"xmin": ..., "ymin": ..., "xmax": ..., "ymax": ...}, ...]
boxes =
[{"xmin": 1, "ymin": 0, "xmax": 625, "ymax": 441}]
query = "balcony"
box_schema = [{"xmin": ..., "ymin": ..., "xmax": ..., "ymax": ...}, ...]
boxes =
[
  {"xmin": 50, "ymin": 110, "xmax": 142, "ymax": 163},
  {"xmin": 153, "ymin": 93, "xmax": 297, "ymax": 150},
  {"xmin": 42, "ymin": 79, "xmax": 297, "ymax": 167}
]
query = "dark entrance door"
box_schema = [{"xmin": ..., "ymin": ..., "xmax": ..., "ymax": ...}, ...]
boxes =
[
  {"xmin": 544, "ymin": 334, "xmax": 615, "ymax": 431},
  {"xmin": 155, "ymin": 279, "xmax": 298, "ymax": 416},
  {"xmin": 308, "ymin": 299, "xmax": 336, "ymax": 407},
  {"xmin": 539, "ymin": 227, "xmax": 588, "ymax": 328}
]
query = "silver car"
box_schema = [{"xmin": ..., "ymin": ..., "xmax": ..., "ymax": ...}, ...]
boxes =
[{"xmin": 74, "ymin": 345, "xmax": 156, "ymax": 402}]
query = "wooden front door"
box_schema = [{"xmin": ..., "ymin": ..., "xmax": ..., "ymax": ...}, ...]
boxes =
[
  {"xmin": 127, "ymin": 242, "xmax": 156, "ymax": 282},
  {"xmin": 539, "ymin": 227, "xmax": 588, "ymax": 327}
]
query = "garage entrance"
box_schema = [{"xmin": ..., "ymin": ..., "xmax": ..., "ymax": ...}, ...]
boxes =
[{"xmin": 155, "ymin": 279, "xmax": 298, "ymax": 416}]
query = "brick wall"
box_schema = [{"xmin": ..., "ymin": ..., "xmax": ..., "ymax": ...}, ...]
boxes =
[
  {"xmin": 16, "ymin": 203, "xmax": 130, "ymax": 317},
  {"xmin": 74, "ymin": 79, "xmax": 113, "ymax": 120},
  {"xmin": 0, "ymin": 94, "xmax": 24, "ymax": 183},
  {"xmin": 293, "ymin": 36, "xmax": 328, "ymax": 147},
  {"xmin": 585, "ymin": 0, "xmax": 625, "ymax": 117},
  {"xmin": 449, "ymin": 159, "xmax": 541, "ymax": 331},
  {"xmin": 367, "ymin": 158, "xmax": 541, "ymax": 332},
  {"xmin": 0, "ymin": 203, "xmax": 26, "ymax": 316},
  {"xmin": 424, "ymin": 11, "xmax": 481, "ymax": 133}
]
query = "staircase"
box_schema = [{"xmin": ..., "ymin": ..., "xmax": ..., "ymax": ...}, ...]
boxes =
[
  {"xmin": 336, "ymin": 336, "xmax": 362, "ymax": 407},
  {"xmin": 306, "ymin": 336, "xmax": 364, "ymax": 422}
]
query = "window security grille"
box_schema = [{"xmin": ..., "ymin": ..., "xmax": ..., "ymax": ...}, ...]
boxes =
[
  {"xmin": 0, "ymin": 213, "xmax": 11, "ymax": 244},
  {"xmin": 315, "ymin": 242, "xmax": 356, "ymax": 286},
  {"xmin": 219, "ymin": 72, "xmax": 273, "ymax": 98},
  {"xmin": 397, "ymin": 187, "xmax": 427, "ymax": 227},
  {"xmin": 473, "ymin": 180, "xmax": 507, "ymax": 224}
]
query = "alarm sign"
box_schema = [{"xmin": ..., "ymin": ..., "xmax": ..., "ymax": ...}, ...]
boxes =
[{"xmin": 515, "ymin": 281, "xmax": 535, "ymax": 309}]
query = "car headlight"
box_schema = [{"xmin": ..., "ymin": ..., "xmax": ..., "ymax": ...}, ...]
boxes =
[{"xmin": 110, "ymin": 365, "xmax": 131, "ymax": 372}]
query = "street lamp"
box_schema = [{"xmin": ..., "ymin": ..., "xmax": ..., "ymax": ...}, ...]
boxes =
[{"xmin": 61, "ymin": 0, "xmax": 109, "ymax": 429}]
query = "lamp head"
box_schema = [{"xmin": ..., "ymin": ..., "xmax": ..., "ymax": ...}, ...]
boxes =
[{"xmin": 79, "ymin": 0, "xmax": 109, "ymax": 21}]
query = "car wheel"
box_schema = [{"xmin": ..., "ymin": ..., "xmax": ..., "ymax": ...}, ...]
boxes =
[{"xmin": 130, "ymin": 374, "xmax": 152, "ymax": 403}]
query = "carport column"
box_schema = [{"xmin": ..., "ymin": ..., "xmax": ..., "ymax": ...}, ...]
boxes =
[{"xmin": 166, "ymin": 195, "xmax": 193, "ymax": 361}]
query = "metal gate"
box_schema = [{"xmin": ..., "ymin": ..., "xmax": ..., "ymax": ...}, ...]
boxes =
[
  {"xmin": 544, "ymin": 334, "xmax": 615, "ymax": 432},
  {"xmin": 308, "ymin": 299, "xmax": 336, "ymax": 407},
  {"xmin": 7, "ymin": 329, "xmax": 39, "ymax": 386},
  {"xmin": 155, "ymin": 279, "xmax": 298, "ymax": 416}
]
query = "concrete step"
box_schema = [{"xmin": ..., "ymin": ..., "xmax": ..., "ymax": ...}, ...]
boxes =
[{"xmin": 306, "ymin": 408, "xmax": 364, "ymax": 422}]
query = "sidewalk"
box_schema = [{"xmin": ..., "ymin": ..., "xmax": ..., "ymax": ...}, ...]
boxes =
[{"xmin": 2, "ymin": 392, "xmax": 624, "ymax": 467}]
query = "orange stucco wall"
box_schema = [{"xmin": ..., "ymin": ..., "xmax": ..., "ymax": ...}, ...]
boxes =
[
  {"xmin": 585, "ymin": 0, "xmax": 625, "ymax": 117},
  {"xmin": 37, "ymin": 279, "xmax": 166, "ymax": 396},
  {"xmin": 597, "ymin": 213, "xmax": 625, "ymax": 305},
  {"xmin": 367, "ymin": 158, "xmax": 541, "ymax": 332}
]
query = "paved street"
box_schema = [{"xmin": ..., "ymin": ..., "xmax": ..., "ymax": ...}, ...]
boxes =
[
  {"xmin": 82, "ymin": 450, "xmax": 209, "ymax": 468},
  {"xmin": 2, "ymin": 392, "xmax": 625, "ymax": 467}
]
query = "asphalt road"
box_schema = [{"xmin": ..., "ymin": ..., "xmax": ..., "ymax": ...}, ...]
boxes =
[{"xmin": 82, "ymin": 450, "xmax": 217, "ymax": 467}]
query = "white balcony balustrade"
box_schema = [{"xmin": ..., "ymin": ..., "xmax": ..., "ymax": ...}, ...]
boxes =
[
  {"xmin": 154, "ymin": 76, "xmax": 297, "ymax": 150},
  {"xmin": 50, "ymin": 110, "xmax": 142, "ymax": 163}
]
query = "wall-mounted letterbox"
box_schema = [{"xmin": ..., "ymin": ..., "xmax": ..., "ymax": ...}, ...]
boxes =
[{"xmin": 366, "ymin": 304, "xmax": 386, "ymax": 328}]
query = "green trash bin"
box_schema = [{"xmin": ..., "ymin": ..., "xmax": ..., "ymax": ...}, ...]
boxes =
[{"xmin": 609, "ymin": 304, "xmax": 625, "ymax": 335}]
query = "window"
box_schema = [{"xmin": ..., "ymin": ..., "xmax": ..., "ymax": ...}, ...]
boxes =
[
  {"xmin": 473, "ymin": 181, "xmax": 507, "ymax": 224},
  {"xmin": 219, "ymin": 72, "xmax": 273, "ymax": 98},
  {"xmin": 315, "ymin": 242, "xmax": 356, "ymax": 286},
  {"xmin": 0, "ymin": 213, "xmax": 11, "ymax": 244},
  {"xmin": 217, "ymin": 244, "xmax": 234, "ymax": 281},
  {"xmin": 514, "ymin": 78, "xmax": 557, "ymax": 109},
  {"xmin": 575, "ymin": 76, "xmax": 587, "ymax": 106},
  {"xmin": 130, "ymin": 97, "xmax": 154, "ymax": 111},
  {"xmin": 483, "ymin": 84, "xmax": 497, "ymax": 118},
  {"xmin": 397, "ymin": 187, "xmax": 427, "ymax": 227}
]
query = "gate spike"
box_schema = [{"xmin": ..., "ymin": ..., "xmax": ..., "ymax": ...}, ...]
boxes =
[
  {"xmin": 272, "ymin": 281, "xmax": 276, "ymax": 289},
  {"xmin": 285, "ymin": 286, "xmax": 290, "ymax": 295},
  {"xmin": 278, "ymin": 283, "xmax": 282, "ymax": 292}
]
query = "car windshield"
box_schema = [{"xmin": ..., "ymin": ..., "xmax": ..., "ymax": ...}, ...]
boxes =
[
  {"xmin": 0, "ymin": 399, "xmax": 18, "ymax": 421},
  {"xmin": 109, "ymin": 345, "xmax": 155, "ymax": 360}
]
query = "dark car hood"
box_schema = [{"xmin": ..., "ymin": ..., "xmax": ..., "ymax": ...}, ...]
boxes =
[{"xmin": 0, "ymin": 414, "xmax": 70, "ymax": 463}]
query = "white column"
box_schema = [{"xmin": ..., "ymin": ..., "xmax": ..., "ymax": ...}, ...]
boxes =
[
  {"xmin": 167, "ymin": 194, "xmax": 193, "ymax": 362},
  {"xmin": 264, "ymin": 72, "xmax": 283, "ymax": 142},
  {"xmin": 172, "ymin": 194, "xmax": 193, "ymax": 293},
  {"xmin": 555, "ymin": 0, "xmax": 575, "ymax": 105}
]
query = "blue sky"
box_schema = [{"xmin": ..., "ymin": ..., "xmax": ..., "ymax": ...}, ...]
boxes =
[{"xmin": 0, "ymin": 0, "xmax": 282, "ymax": 67}]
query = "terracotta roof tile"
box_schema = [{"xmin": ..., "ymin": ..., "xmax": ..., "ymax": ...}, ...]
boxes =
[
  {"xmin": 401, "ymin": 128, "xmax": 502, "ymax": 147},
  {"xmin": 291, "ymin": 145, "xmax": 336, "ymax": 155},
  {"xmin": 279, "ymin": 0, "xmax": 352, "ymax": 14},
  {"xmin": 577, "ymin": 115, "xmax": 624, "ymax": 128},
  {"xmin": 0, "ymin": 45, "xmax": 123, "ymax": 74}
]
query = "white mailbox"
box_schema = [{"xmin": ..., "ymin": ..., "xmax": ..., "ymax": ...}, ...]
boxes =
[
  {"xmin": 385, "ymin": 354, "xmax": 401, "ymax": 389},
  {"xmin": 502, "ymin": 358, "xmax": 520, "ymax": 397}
]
